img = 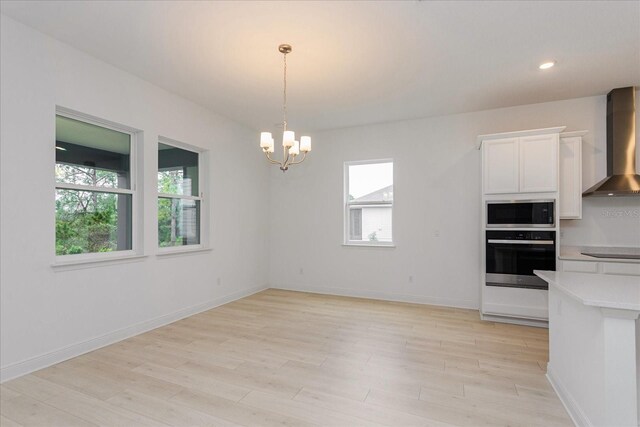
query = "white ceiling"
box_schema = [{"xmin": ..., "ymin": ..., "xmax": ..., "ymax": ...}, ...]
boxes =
[{"xmin": 2, "ymin": 1, "xmax": 639, "ymax": 133}]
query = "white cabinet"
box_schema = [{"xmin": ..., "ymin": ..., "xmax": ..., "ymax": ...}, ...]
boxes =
[
  {"xmin": 559, "ymin": 135, "xmax": 583, "ymax": 219},
  {"xmin": 483, "ymin": 138, "xmax": 519, "ymax": 194},
  {"xmin": 600, "ymin": 262, "xmax": 640, "ymax": 276},
  {"xmin": 561, "ymin": 260, "xmax": 640, "ymax": 276},
  {"xmin": 519, "ymin": 134, "xmax": 558, "ymax": 193},
  {"xmin": 482, "ymin": 133, "xmax": 559, "ymax": 194}
]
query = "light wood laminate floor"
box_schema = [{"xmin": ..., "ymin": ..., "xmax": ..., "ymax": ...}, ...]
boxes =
[{"xmin": 1, "ymin": 289, "xmax": 572, "ymax": 426}]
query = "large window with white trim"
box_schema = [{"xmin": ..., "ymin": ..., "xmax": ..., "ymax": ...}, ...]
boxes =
[
  {"xmin": 157, "ymin": 139, "xmax": 204, "ymax": 248},
  {"xmin": 344, "ymin": 159, "xmax": 394, "ymax": 245},
  {"xmin": 55, "ymin": 114, "xmax": 135, "ymax": 256}
]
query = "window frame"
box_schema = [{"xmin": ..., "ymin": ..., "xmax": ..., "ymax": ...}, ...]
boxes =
[
  {"xmin": 53, "ymin": 107, "xmax": 144, "ymax": 267},
  {"xmin": 156, "ymin": 136, "xmax": 209, "ymax": 255},
  {"xmin": 343, "ymin": 158, "xmax": 395, "ymax": 247}
]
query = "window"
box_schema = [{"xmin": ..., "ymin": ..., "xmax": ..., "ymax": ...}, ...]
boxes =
[
  {"xmin": 55, "ymin": 114, "xmax": 136, "ymax": 256},
  {"xmin": 344, "ymin": 159, "xmax": 393, "ymax": 246},
  {"xmin": 157, "ymin": 139, "xmax": 204, "ymax": 249}
]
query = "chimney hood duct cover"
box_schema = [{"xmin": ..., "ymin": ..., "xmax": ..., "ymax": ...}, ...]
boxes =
[{"xmin": 583, "ymin": 87, "xmax": 640, "ymax": 197}]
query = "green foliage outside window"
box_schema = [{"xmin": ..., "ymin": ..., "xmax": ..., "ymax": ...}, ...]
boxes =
[
  {"xmin": 55, "ymin": 165, "xmax": 120, "ymax": 255},
  {"xmin": 158, "ymin": 169, "xmax": 194, "ymax": 247}
]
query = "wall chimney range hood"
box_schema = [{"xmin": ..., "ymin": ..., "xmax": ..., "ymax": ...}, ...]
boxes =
[
  {"xmin": 582, "ymin": 87, "xmax": 640, "ymax": 197},
  {"xmin": 583, "ymin": 87, "xmax": 640, "ymax": 197}
]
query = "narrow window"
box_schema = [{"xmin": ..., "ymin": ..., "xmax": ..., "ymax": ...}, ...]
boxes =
[
  {"xmin": 55, "ymin": 114, "xmax": 134, "ymax": 256},
  {"xmin": 157, "ymin": 140, "xmax": 203, "ymax": 248},
  {"xmin": 344, "ymin": 160, "xmax": 393, "ymax": 245}
]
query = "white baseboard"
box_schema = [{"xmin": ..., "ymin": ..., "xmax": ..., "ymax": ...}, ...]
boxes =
[
  {"xmin": 546, "ymin": 363, "xmax": 590, "ymax": 427},
  {"xmin": 0, "ymin": 285, "xmax": 268, "ymax": 383},
  {"xmin": 271, "ymin": 284, "xmax": 478, "ymax": 310},
  {"xmin": 481, "ymin": 302, "xmax": 548, "ymax": 322},
  {"xmin": 480, "ymin": 312, "xmax": 549, "ymax": 328}
]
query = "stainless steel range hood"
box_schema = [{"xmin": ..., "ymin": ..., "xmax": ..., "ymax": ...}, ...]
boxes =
[{"xmin": 583, "ymin": 87, "xmax": 640, "ymax": 197}]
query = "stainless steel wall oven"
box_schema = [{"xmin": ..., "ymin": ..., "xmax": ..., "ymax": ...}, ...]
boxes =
[{"xmin": 486, "ymin": 230, "xmax": 556, "ymax": 290}]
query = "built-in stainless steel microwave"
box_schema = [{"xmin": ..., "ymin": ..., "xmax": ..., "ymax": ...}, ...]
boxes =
[{"xmin": 486, "ymin": 200, "xmax": 555, "ymax": 228}]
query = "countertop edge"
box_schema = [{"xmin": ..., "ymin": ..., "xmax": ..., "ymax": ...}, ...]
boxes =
[
  {"xmin": 558, "ymin": 254, "xmax": 640, "ymax": 264},
  {"xmin": 559, "ymin": 246, "xmax": 640, "ymax": 264},
  {"xmin": 534, "ymin": 270, "xmax": 640, "ymax": 312}
]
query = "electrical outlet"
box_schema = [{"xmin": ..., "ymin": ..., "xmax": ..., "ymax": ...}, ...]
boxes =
[
  {"xmin": 409, "ymin": 275, "xmax": 414, "ymax": 283},
  {"xmin": 434, "ymin": 229, "xmax": 440, "ymax": 237},
  {"xmin": 299, "ymin": 268, "xmax": 304, "ymax": 275},
  {"xmin": 216, "ymin": 277, "xmax": 221, "ymax": 286}
]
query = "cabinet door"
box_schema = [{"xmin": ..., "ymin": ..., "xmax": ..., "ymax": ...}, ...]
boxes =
[
  {"xmin": 519, "ymin": 134, "xmax": 559, "ymax": 193},
  {"xmin": 559, "ymin": 137, "xmax": 582, "ymax": 219},
  {"xmin": 561, "ymin": 260, "xmax": 598, "ymax": 273},
  {"xmin": 600, "ymin": 262, "xmax": 640, "ymax": 276},
  {"xmin": 483, "ymin": 138, "xmax": 519, "ymax": 194}
]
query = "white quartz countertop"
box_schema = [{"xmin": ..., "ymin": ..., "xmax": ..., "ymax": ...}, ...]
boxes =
[
  {"xmin": 534, "ymin": 270, "xmax": 640, "ymax": 311},
  {"xmin": 559, "ymin": 246, "xmax": 640, "ymax": 264}
]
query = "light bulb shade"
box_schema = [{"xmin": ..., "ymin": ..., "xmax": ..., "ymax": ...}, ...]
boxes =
[
  {"xmin": 283, "ymin": 131, "xmax": 295, "ymax": 148},
  {"xmin": 289, "ymin": 140, "xmax": 300, "ymax": 156},
  {"xmin": 267, "ymin": 142, "xmax": 275, "ymax": 153},
  {"xmin": 300, "ymin": 136, "xmax": 311, "ymax": 152},
  {"xmin": 260, "ymin": 132, "xmax": 272, "ymax": 148}
]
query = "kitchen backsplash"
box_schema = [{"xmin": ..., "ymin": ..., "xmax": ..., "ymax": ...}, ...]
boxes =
[{"xmin": 560, "ymin": 197, "xmax": 640, "ymax": 247}]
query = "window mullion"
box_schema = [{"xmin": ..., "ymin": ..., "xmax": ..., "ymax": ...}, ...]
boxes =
[
  {"xmin": 55, "ymin": 182, "xmax": 134, "ymax": 195},
  {"xmin": 347, "ymin": 202, "xmax": 393, "ymax": 208},
  {"xmin": 157, "ymin": 193, "xmax": 202, "ymax": 201}
]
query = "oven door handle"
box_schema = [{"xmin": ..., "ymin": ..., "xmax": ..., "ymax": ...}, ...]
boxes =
[{"xmin": 487, "ymin": 239, "xmax": 555, "ymax": 245}]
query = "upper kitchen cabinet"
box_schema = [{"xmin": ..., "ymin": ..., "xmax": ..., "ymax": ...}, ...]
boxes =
[
  {"xmin": 479, "ymin": 127, "xmax": 564, "ymax": 195},
  {"xmin": 559, "ymin": 132, "xmax": 585, "ymax": 219},
  {"xmin": 519, "ymin": 134, "xmax": 559, "ymax": 193},
  {"xmin": 483, "ymin": 137, "xmax": 519, "ymax": 194}
]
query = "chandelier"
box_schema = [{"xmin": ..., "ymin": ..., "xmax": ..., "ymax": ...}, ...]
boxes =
[{"xmin": 260, "ymin": 44, "xmax": 311, "ymax": 172}]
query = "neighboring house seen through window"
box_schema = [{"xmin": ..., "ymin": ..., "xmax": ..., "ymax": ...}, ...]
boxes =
[{"xmin": 344, "ymin": 159, "xmax": 393, "ymax": 246}]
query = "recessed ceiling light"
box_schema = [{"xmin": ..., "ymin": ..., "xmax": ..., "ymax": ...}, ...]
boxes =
[{"xmin": 539, "ymin": 61, "xmax": 556, "ymax": 70}]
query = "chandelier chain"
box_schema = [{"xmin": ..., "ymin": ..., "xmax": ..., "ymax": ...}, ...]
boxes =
[{"xmin": 283, "ymin": 51, "xmax": 287, "ymax": 131}]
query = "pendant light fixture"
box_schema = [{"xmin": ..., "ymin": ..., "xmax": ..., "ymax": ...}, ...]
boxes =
[{"xmin": 259, "ymin": 44, "xmax": 311, "ymax": 172}]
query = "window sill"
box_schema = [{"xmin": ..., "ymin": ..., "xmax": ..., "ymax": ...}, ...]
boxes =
[
  {"xmin": 52, "ymin": 254, "xmax": 148, "ymax": 272},
  {"xmin": 156, "ymin": 246, "xmax": 213, "ymax": 258},
  {"xmin": 342, "ymin": 243, "xmax": 396, "ymax": 248}
]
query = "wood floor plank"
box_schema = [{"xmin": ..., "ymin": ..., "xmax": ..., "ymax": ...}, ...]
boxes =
[
  {"xmin": 62, "ymin": 358, "xmax": 184, "ymax": 400},
  {"xmin": 0, "ymin": 386, "xmax": 21, "ymax": 404},
  {"xmin": 240, "ymin": 390, "xmax": 380, "ymax": 427},
  {"xmin": 0, "ymin": 415, "xmax": 23, "ymax": 427},
  {"xmin": 0, "ymin": 395, "xmax": 95, "ymax": 427},
  {"xmin": 3, "ymin": 376, "xmax": 74, "ymax": 403},
  {"xmin": 0, "ymin": 290, "xmax": 572, "ymax": 426},
  {"xmin": 294, "ymin": 388, "xmax": 456, "ymax": 427},
  {"xmin": 106, "ymin": 389, "xmax": 237, "ymax": 427},
  {"xmin": 177, "ymin": 359, "xmax": 302, "ymax": 399},
  {"xmin": 45, "ymin": 389, "xmax": 170, "ymax": 427},
  {"xmin": 365, "ymin": 388, "xmax": 505, "ymax": 427},
  {"xmin": 32, "ymin": 363, "xmax": 124, "ymax": 401},
  {"xmin": 132, "ymin": 363, "xmax": 250, "ymax": 402},
  {"xmin": 169, "ymin": 388, "xmax": 316, "ymax": 427}
]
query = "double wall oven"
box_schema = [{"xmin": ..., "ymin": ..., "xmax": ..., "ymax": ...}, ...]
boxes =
[{"xmin": 485, "ymin": 200, "xmax": 556, "ymax": 290}]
